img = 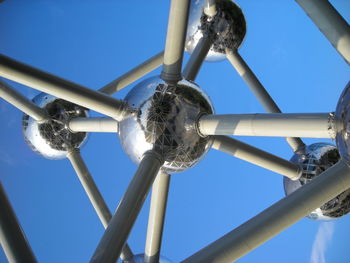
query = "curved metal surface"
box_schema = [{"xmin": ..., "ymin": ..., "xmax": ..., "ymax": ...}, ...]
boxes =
[{"xmin": 119, "ymin": 76, "xmax": 214, "ymax": 173}]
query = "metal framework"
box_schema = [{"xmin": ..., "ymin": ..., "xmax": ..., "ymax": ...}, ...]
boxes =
[{"xmin": 0, "ymin": 0, "xmax": 349, "ymax": 262}]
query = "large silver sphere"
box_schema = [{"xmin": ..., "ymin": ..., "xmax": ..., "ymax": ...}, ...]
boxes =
[
  {"xmin": 186, "ymin": 0, "xmax": 246, "ymax": 62},
  {"xmin": 123, "ymin": 254, "xmax": 172, "ymax": 263},
  {"xmin": 119, "ymin": 76, "xmax": 214, "ymax": 173},
  {"xmin": 22, "ymin": 93, "xmax": 88, "ymax": 160},
  {"xmin": 284, "ymin": 143, "xmax": 350, "ymax": 220},
  {"xmin": 335, "ymin": 82, "xmax": 350, "ymax": 163}
]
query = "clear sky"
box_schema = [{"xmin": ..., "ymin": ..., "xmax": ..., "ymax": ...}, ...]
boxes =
[{"xmin": 0, "ymin": 0, "xmax": 350, "ymax": 263}]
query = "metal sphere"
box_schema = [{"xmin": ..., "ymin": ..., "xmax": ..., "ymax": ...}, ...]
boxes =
[
  {"xmin": 185, "ymin": 0, "xmax": 246, "ymax": 62},
  {"xmin": 284, "ymin": 143, "xmax": 350, "ymax": 220},
  {"xmin": 22, "ymin": 93, "xmax": 89, "ymax": 160},
  {"xmin": 118, "ymin": 76, "xmax": 214, "ymax": 173},
  {"xmin": 335, "ymin": 82, "xmax": 350, "ymax": 163}
]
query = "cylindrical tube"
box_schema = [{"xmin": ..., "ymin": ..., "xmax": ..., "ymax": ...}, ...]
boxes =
[
  {"xmin": 68, "ymin": 117, "xmax": 119, "ymax": 133},
  {"xmin": 0, "ymin": 182, "xmax": 37, "ymax": 263},
  {"xmin": 0, "ymin": 54, "xmax": 134, "ymax": 121},
  {"xmin": 198, "ymin": 113, "xmax": 334, "ymax": 138},
  {"xmin": 226, "ymin": 49, "xmax": 305, "ymax": 152},
  {"xmin": 90, "ymin": 151, "xmax": 164, "ymax": 263},
  {"xmin": 295, "ymin": 0, "xmax": 350, "ymax": 65},
  {"xmin": 183, "ymin": 36, "xmax": 212, "ymax": 81},
  {"xmin": 0, "ymin": 79, "xmax": 48, "ymax": 122},
  {"xmin": 182, "ymin": 160, "xmax": 350, "ymax": 263},
  {"xmin": 144, "ymin": 172, "xmax": 171, "ymax": 263},
  {"xmin": 161, "ymin": 0, "xmax": 191, "ymax": 83},
  {"xmin": 212, "ymin": 136, "xmax": 301, "ymax": 180},
  {"xmin": 99, "ymin": 51, "xmax": 164, "ymax": 95}
]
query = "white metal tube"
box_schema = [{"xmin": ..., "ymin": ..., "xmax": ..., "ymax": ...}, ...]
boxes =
[
  {"xmin": 181, "ymin": 159, "xmax": 350, "ymax": 263},
  {"xmin": 0, "ymin": 182, "xmax": 37, "ymax": 263},
  {"xmin": 183, "ymin": 36, "xmax": 212, "ymax": 81},
  {"xmin": 90, "ymin": 151, "xmax": 164, "ymax": 263},
  {"xmin": 226, "ymin": 49, "xmax": 305, "ymax": 152},
  {"xmin": 295, "ymin": 0, "xmax": 350, "ymax": 64},
  {"xmin": 144, "ymin": 172, "xmax": 171, "ymax": 263},
  {"xmin": 0, "ymin": 54, "xmax": 135, "ymax": 121},
  {"xmin": 66, "ymin": 149, "xmax": 134, "ymax": 261},
  {"xmin": 212, "ymin": 136, "xmax": 301, "ymax": 180},
  {"xmin": 198, "ymin": 113, "xmax": 335, "ymax": 138},
  {"xmin": 161, "ymin": 0, "xmax": 191, "ymax": 83},
  {"xmin": 0, "ymin": 79, "xmax": 48, "ymax": 122},
  {"xmin": 68, "ymin": 117, "xmax": 119, "ymax": 133},
  {"xmin": 99, "ymin": 51, "xmax": 164, "ymax": 95}
]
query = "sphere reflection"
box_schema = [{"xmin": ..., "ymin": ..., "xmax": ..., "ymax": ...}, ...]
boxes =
[
  {"xmin": 186, "ymin": 0, "xmax": 246, "ymax": 62},
  {"xmin": 284, "ymin": 143, "xmax": 350, "ymax": 220},
  {"xmin": 119, "ymin": 76, "xmax": 214, "ymax": 173},
  {"xmin": 22, "ymin": 93, "xmax": 88, "ymax": 160},
  {"xmin": 335, "ymin": 82, "xmax": 350, "ymax": 163}
]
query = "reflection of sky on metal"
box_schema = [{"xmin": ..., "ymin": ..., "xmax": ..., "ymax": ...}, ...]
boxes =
[{"xmin": 0, "ymin": 1, "xmax": 350, "ymax": 263}]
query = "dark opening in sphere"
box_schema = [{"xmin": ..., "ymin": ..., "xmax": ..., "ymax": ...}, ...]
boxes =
[{"xmin": 119, "ymin": 77, "xmax": 214, "ymax": 173}]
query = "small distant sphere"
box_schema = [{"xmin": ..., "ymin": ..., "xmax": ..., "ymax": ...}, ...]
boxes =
[
  {"xmin": 22, "ymin": 93, "xmax": 88, "ymax": 160},
  {"xmin": 284, "ymin": 143, "xmax": 350, "ymax": 220},
  {"xmin": 185, "ymin": 0, "xmax": 246, "ymax": 62},
  {"xmin": 123, "ymin": 254, "xmax": 173, "ymax": 263},
  {"xmin": 335, "ymin": 82, "xmax": 350, "ymax": 163},
  {"xmin": 119, "ymin": 76, "xmax": 214, "ymax": 173}
]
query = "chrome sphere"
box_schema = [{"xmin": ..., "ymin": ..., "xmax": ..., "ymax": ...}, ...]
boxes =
[
  {"xmin": 119, "ymin": 76, "xmax": 214, "ymax": 173},
  {"xmin": 335, "ymin": 82, "xmax": 350, "ymax": 163},
  {"xmin": 123, "ymin": 254, "xmax": 173, "ymax": 263},
  {"xmin": 22, "ymin": 93, "xmax": 88, "ymax": 160},
  {"xmin": 186, "ymin": 0, "xmax": 246, "ymax": 62},
  {"xmin": 284, "ymin": 143, "xmax": 350, "ymax": 220}
]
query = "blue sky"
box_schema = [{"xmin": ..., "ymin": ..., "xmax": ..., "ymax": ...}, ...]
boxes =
[{"xmin": 0, "ymin": 0, "xmax": 350, "ymax": 262}]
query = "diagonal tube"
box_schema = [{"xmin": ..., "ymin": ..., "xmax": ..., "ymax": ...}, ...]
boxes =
[
  {"xmin": 0, "ymin": 54, "xmax": 135, "ymax": 121},
  {"xmin": 68, "ymin": 117, "xmax": 119, "ymax": 133},
  {"xmin": 226, "ymin": 49, "xmax": 305, "ymax": 152},
  {"xmin": 198, "ymin": 113, "xmax": 335, "ymax": 138},
  {"xmin": 90, "ymin": 151, "xmax": 164, "ymax": 263},
  {"xmin": 161, "ymin": 0, "xmax": 191, "ymax": 84},
  {"xmin": 295, "ymin": 0, "xmax": 350, "ymax": 65},
  {"xmin": 66, "ymin": 149, "xmax": 134, "ymax": 261},
  {"xmin": 99, "ymin": 51, "xmax": 164, "ymax": 95},
  {"xmin": 181, "ymin": 159, "xmax": 350, "ymax": 263},
  {"xmin": 0, "ymin": 79, "xmax": 48, "ymax": 123},
  {"xmin": 0, "ymin": 182, "xmax": 37, "ymax": 263},
  {"xmin": 212, "ymin": 136, "xmax": 301, "ymax": 180},
  {"xmin": 144, "ymin": 172, "xmax": 171, "ymax": 263},
  {"xmin": 183, "ymin": 36, "xmax": 212, "ymax": 81}
]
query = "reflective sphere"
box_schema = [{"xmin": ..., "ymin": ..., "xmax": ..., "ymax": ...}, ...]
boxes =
[
  {"xmin": 335, "ymin": 82, "xmax": 350, "ymax": 163},
  {"xmin": 284, "ymin": 143, "xmax": 350, "ymax": 220},
  {"xmin": 186, "ymin": 0, "xmax": 246, "ymax": 62},
  {"xmin": 119, "ymin": 76, "xmax": 214, "ymax": 173},
  {"xmin": 123, "ymin": 254, "xmax": 173, "ymax": 263},
  {"xmin": 22, "ymin": 93, "xmax": 88, "ymax": 160}
]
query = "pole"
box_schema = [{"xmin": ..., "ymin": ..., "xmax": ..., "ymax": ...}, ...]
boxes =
[
  {"xmin": 0, "ymin": 182, "xmax": 37, "ymax": 263},
  {"xmin": 182, "ymin": 160, "xmax": 350, "ymax": 263},
  {"xmin": 90, "ymin": 151, "xmax": 164, "ymax": 263}
]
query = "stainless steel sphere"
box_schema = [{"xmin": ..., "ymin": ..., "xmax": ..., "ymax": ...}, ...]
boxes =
[
  {"xmin": 123, "ymin": 254, "xmax": 172, "ymax": 263},
  {"xmin": 186, "ymin": 0, "xmax": 246, "ymax": 62},
  {"xmin": 118, "ymin": 76, "xmax": 214, "ymax": 173},
  {"xmin": 22, "ymin": 93, "xmax": 88, "ymax": 160},
  {"xmin": 284, "ymin": 143, "xmax": 350, "ymax": 220},
  {"xmin": 335, "ymin": 82, "xmax": 350, "ymax": 163}
]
